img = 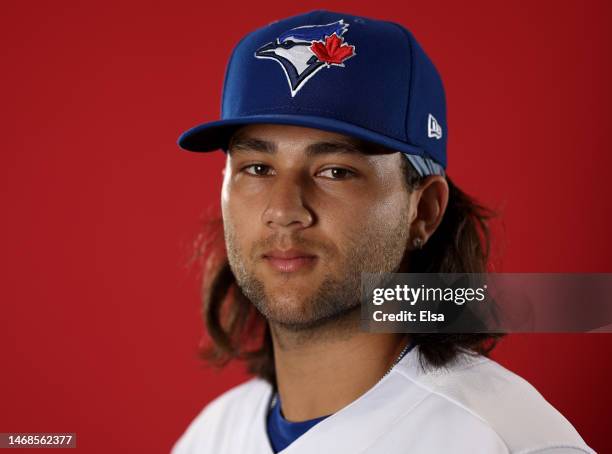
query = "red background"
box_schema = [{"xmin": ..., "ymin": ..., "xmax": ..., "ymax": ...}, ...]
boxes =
[{"xmin": 1, "ymin": 1, "xmax": 611, "ymax": 453}]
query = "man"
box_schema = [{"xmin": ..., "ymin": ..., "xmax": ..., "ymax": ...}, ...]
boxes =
[{"xmin": 172, "ymin": 10, "xmax": 595, "ymax": 454}]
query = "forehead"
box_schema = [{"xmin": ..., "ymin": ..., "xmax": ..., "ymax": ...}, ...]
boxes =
[{"xmin": 228, "ymin": 124, "xmax": 395, "ymax": 157}]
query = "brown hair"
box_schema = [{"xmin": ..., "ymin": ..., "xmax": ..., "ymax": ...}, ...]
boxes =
[{"xmin": 189, "ymin": 150, "xmax": 504, "ymax": 388}]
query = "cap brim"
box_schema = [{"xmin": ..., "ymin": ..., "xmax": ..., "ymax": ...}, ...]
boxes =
[{"xmin": 177, "ymin": 114, "xmax": 427, "ymax": 158}]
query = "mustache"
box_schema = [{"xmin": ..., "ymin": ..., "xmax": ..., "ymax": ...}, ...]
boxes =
[{"xmin": 252, "ymin": 234, "xmax": 336, "ymax": 259}]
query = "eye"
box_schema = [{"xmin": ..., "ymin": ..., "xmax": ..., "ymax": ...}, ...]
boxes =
[
  {"xmin": 317, "ymin": 167, "xmax": 356, "ymax": 180},
  {"xmin": 242, "ymin": 164, "xmax": 275, "ymax": 176},
  {"xmin": 279, "ymin": 39, "xmax": 296, "ymax": 48}
]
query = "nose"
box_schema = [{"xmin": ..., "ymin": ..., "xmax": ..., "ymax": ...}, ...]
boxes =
[{"xmin": 262, "ymin": 174, "xmax": 314, "ymax": 232}]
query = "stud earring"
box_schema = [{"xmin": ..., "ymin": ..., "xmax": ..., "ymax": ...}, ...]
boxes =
[{"xmin": 413, "ymin": 237, "xmax": 424, "ymax": 250}]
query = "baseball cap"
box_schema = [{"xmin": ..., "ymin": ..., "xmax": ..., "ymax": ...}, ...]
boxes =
[{"xmin": 178, "ymin": 9, "xmax": 447, "ymax": 176}]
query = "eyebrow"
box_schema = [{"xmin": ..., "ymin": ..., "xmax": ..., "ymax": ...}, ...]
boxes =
[{"xmin": 227, "ymin": 135, "xmax": 370, "ymax": 157}]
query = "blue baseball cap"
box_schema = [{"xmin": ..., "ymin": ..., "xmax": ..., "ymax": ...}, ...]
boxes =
[{"xmin": 178, "ymin": 9, "xmax": 447, "ymax": 176}]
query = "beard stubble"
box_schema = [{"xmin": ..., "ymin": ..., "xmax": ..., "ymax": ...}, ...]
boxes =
[{"xmin": 224, "ymin": 209, "xmax": 410, "ymax": 337}]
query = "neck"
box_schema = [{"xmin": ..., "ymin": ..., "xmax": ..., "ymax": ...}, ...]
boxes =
[{"xmin": 269, "ymin": 310, "xmax": 411, "ymax": 422}]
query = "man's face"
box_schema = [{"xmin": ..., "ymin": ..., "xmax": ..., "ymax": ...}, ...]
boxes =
[{"xmin": 221, "ymin": 124, "xmax": 412, "ymax": 331}]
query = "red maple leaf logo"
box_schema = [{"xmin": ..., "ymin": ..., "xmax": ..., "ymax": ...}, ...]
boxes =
[{"xmin": 310, "ymin": 33, "xmax": 355, "ymax": 65}]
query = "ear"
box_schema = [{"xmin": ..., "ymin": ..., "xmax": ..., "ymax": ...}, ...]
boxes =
[{"xmin": 408, "ymin": 176, "xmax": 449, "ymax": 248}]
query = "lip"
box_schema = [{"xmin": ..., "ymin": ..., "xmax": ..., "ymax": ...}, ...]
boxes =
[{"xmin": 262, "ymin": 248, "xmax": 318, "ymax": 273}]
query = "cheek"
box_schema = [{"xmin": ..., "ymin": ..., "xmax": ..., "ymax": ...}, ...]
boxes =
[
  {"xmin": 321, "ymin": 188, "xmax": 409, "ymax": 251},
  {"xmin": 222, "ymin": 174, "xmax": 259, "ymax": 220},
  {"xmin": 222, "ymin": 186, "xmax": 265, "ymax": 257},
  {"xmin": 371, "ymin": 189, "xmax": 410, "ymax": 222},
  {"xmin": 222, "ymin": 172, "xmax": 267, "ymax": 216}
]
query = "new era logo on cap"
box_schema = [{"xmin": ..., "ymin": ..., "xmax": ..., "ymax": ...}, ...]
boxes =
[{"xmin": 428, "ymin": 114, "xmax": 442, "ymax": 140}]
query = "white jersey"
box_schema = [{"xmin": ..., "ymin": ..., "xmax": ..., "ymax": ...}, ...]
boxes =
[{"xmin": 171, "ymin": 347, "xmax": 596, "ymax": 454}]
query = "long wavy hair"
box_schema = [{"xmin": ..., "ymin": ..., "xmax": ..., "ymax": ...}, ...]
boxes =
[{"xmin": 188, "ymin": 148, "xmax": 504, "ymax": 388}]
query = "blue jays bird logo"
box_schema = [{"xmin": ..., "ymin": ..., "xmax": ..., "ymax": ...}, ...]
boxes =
[{"xmin": 254, "ymin": 20, "xmax": 356, "ymax": 97}]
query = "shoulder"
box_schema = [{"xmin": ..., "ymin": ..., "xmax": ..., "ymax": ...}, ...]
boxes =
[
  {"xmin": 392, "ymin": 348, "xmax": 595, "ymax": 454},
  {"xmin": 171, "ymin": 377, "xmax": 272, "ymax": 454}
]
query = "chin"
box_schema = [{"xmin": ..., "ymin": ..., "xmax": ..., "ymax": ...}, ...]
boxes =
[
  {"xmin": 269, "ymin": 292, "xmax": 311, "ymax": 313},
  {"xmin": 262, "ymin": 291, "xmax": 314, "ymax": 319}
]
